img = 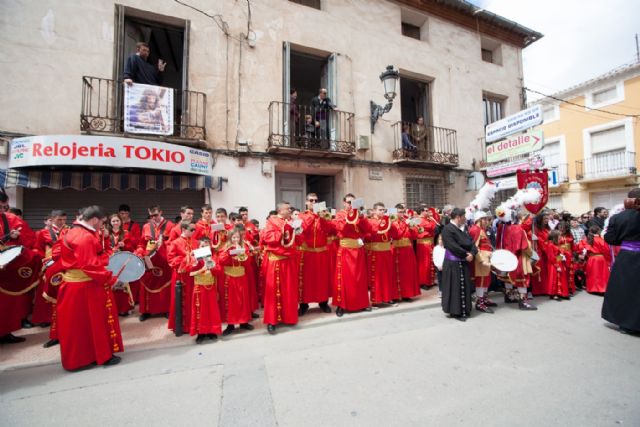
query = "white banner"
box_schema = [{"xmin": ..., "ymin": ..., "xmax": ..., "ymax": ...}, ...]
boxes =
[
  {"xmin": 124, "ymin": 83, "xmax": 174, "ymax": 135},
  {"xmin": 485, "ymin": 105, "xmax": 542, "ymax": 143},
  {"xmin": 9, "ymin": 135, "xmax": 213, "ymax": 176}
]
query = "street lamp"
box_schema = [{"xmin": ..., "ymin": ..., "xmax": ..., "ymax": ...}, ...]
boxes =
[{"xmin": 370, "ymin": 65, "xmax": 400, "ymax": 133}]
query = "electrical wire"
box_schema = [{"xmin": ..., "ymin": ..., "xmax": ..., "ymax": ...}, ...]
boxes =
[
  {"xmin": 524, "ymin": 87, "xmax": 639, "ymax": 118},
  {"xmin": 172, "ymin": 0, "xmax": 244, "ymax": 42}
]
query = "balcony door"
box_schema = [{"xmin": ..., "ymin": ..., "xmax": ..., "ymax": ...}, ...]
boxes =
[
  {"xmin": 399, "ymin": 77, "xmax": 431, "ymax": 151},
  {"xmin": 586, "ymin": 125, "xmax": 629, "ymax": 178}
]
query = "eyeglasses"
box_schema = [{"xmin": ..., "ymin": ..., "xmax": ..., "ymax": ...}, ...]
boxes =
[{"xmin": 308, "ymin": 199, "xmax": 318, "ymax": 202}]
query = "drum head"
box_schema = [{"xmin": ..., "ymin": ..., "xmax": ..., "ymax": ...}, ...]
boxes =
[
  {"xmin": 0, "ymin": 246, "xmax": 23, "ymax": 267},
  {"xmin": 108, "ymin": 251, "xmax": 145, "ymax": 283},
  {"xmin": 433, "ymin": 245, "xmax": 445, "ymax": 269},
  {"xmin": 491, "ymin": 249, "xmax": 519, "ymax": 272}
]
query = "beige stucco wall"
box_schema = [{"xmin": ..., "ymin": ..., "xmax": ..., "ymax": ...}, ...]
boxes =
[{"xmin": 0, "ymin": 0, "xmax": 527, "ymax": 213}]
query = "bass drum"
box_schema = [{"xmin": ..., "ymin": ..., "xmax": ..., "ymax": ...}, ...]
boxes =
[
  {"xmin": 0, "ymin": 245, "xmax": 42, "ymax": 294},
  {"xmin": 490, "ymin": 249, "xmax": 519, "ymax": 273}
]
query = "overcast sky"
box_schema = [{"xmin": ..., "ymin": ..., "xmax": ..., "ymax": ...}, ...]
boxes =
[{"xmin": 471, "ymin": 0, "xmax": 640, "ymax": 99}]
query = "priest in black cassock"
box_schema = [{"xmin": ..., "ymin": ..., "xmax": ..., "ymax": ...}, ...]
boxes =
[
  {"xmin": 601, "ymin": 188, "xmax": 640, "ymax": 335},
  {"xmin": 441, "ymin": 208, "xmax": 477, "ymax": 322}
]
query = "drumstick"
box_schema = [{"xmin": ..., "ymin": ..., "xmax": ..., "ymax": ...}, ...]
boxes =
[{"xmin": 113, "ymin": 256, "xmax": 133, "ymax": 282}]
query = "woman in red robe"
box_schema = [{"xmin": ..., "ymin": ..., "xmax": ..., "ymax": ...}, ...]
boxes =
[
  {"xmin": 578, "ymin": 226, "xmax": 611, "ymax": 294},
  {"xmin": 56, "ymin": 206, "xmax": 123, "ymax": 371},
  {"xmin": 189, "ymin": 236, "xmax": 223, "ymax": 343},
  {"xmin": 104, "ymin": 213, "xmax": 135, "ymax": 316},
  {"xmin": 218, "ymin": 229, "xmax": 254, "ymax": 336}
]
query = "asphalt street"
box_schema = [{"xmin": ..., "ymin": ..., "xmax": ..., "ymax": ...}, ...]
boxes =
[{"xmin": 1, "ymin": 291, "xmax": 639, "ymax": 427}]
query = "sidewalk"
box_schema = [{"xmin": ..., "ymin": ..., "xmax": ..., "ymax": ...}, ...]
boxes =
[{"xmin": 1, "ymin": 288, "xmax": 441, "ymax": 371}]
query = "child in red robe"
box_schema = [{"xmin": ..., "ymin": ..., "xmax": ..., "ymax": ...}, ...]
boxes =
[{"xmin": 189, "ymin": 237, "xmax": 222, "ymax": 344}]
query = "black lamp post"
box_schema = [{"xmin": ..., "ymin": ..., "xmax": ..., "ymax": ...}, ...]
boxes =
[{"xmin": 370, "ymin": 65, "xmax": 400, "ymax": 133}]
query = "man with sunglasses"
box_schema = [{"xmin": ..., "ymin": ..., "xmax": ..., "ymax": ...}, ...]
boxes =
[{"xmin": 298, "ymin": 193, "xmax": 334, "ymax": 316}]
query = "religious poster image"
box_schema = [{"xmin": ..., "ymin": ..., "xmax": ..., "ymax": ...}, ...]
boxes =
[{"xmin": 124, "ymin": 83, "xmax": 174, "ymax": 135}]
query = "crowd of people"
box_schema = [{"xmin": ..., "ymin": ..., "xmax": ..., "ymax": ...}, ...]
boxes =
[{"xmin": 0, "ymin": 187, "xmax": 638, "ymax": 372}]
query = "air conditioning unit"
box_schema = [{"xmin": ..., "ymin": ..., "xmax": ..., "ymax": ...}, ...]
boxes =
[{"xmin": 357, "ymin": 135, "xmax": 370, "ymax": 150}]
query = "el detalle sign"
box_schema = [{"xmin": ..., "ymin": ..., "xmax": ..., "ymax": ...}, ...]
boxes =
[{"xmin": 485, "ymin": 130, "xmax": 544, "ymax": 163}]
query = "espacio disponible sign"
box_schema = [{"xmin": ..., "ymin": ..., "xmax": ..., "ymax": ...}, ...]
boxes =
[{"xmin": 9, "ymin": 135, "xmax": 212, "ymax": 176}]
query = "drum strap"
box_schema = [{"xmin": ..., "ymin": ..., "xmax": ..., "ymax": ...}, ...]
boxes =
[
  {"xmin": 49, "ymin": 227, "xmax": 58, "ymax": 242},
  {"xmin": 150, "ymin": 221, "xmax": 168, "ymax": 241},
  {"xmin": 1, "ymin": 213, "xmax": 10, "ymax": 241}
]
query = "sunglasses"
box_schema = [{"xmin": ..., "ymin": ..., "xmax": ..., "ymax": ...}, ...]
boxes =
[{"xmin": 308, "ymin": 198, "xmax": 318, "ymax": 202}]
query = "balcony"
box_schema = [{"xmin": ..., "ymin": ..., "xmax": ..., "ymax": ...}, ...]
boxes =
[
  {"xmin": 80, "ymin": 76, "xmax": 206, "ymax": 145},
  {"xmin": 392, "ymin": 122, "xmax": 458, "ymax": 167},
  {"xmin": 267, "ymin": 101, "xmax": 356, "ymax": 158},
  {"xmin": 576, "ymin": 150, "xmax": 636, "ymax": 181}
]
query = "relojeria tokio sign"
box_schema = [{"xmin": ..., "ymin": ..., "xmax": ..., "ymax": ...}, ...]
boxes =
[{"xmin": 9, "ymin": 135, "xmax": 212, "ymax": 176}]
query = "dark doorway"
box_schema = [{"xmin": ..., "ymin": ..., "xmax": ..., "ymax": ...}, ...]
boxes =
[
  {"xmin": 290, "ymin": 51, "xmax": 326, "ymax": 107},
  {"xmin": 306, "ymin": 175, "xmax": 335, "ymax": 209},
  {"xmin": 400, "ymin": 77, "xmax": 430, "ymax": 125}
]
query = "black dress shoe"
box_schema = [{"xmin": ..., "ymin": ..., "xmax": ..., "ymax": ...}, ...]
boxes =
[
  {"xmin": 0, "ymin": 333, "xmax": 26, "ymax": 344},
  {"xmin": 195, "ymin": 334, "xmax": 206, "ymax": 344},
  {"xmin": 240, "ymin": 323, "xmax": 254, "ymax": 331},
  {"xmin": 38, "ymin": 322, "xmax": 51, "ymax": 328},
  {"xmin": 267, "ymin": 324, "xmax": 276, "ymax": 334},
  {"xmin": 163, "ymin": 313, "xmax": 169, "ymax": 319},
  {"xmin": 335, "ymin": 307, "xmax": 344, "ymax": 317},
  {"xmin": 21, "ymin": 319, "xmax": 34, "ymax": 329},
  {"xmin": 222, "ymin": 325, "xmax": 235, "ymax": 336},
  {"xmin": 139, "ymin": 313, "xmax": 151, "ymax": 322},
  {"xmin": 402, "ymin": 298, "xmax": 414, "ymax": 303},
  {"xmin": 319, "ymin": 302, "xmax": 332, "ymax": 313},
  {"xmin": 43, "ymin": 339, "xmax": 59, "ymax": 348},
  {"xmin": 118, "ymin": 312, "xmax": 129, "ymax": 317},
  {"xmin": 251, "ymin": 312, "xmax": 259, "ymax": 319},
  {"xmin": 208, "ymin": 334, "xmax": 218, "ymax": 340},
  {"xmin": 455, "ymin": 316, "xmax": 467, "ymax": 322},
  {"xmin": 362, "ymin": 307, "xmax": 372, "ymax": 312},
  {"xmin": 103, "ymin": 355, "xmax": 121, "ymax": 366},
  {"xmin": 298, "ymin": 303, "xmax": 309, "ymax": 316}
]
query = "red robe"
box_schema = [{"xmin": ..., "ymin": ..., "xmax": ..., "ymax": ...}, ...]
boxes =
[
  {"xmin": 578, "ymin": 237, "xmax": 611, "ymax": 293},
  {"xmin": 559, "ymin": 235, "xmax": 576, "ymax": 294},
  {"xmin": 103, "ymin": 231, "xmax": 136, "ymax": 314},
  {"xmin": 57, "ymin": 223, "xmax": 123, "ymax": 370},
  {"xmin": 193, "ymin": 219, "xmax": 231, "ymax": 318},
  {"xmin": 298, "ymin": 210, "xmax": 334, "ymax": 304},
  {"xmin": 135, "ymin": 219, "xmax": 174, "ymax": 314},
  {"xmin": 529, "ymin": 227, "xmax": 551, "ymax": 295},
  {"xmin": 0, "ymin": 212, "xmax": 40, "ymax": 336},
  {"xmin": 366, "ymin": 217, "xmax": 398, "ymax": 304},
  {"xmin": 469, "ymin": 224, "xmax": 493, "ymax": 288},
  {"xmin": 415, "ymin": 217, "xmax": 437, "ymax": 286},
  {"xmin": 332, "ymin": 210, "xmax": 372, "ymax": 311},
  {"xmin": 167, "ymin": 235, "xmax": 196, "ymax": 332},
  {"xmin": 189, "ymin": 261, "xmax": 222, "ymax": 336},
  {"xmin": 496, "ymin": 222, "xmax": 532, "ymax": 287},
  {"xmin": 392, "ymin": 220, "xmax": 420, "ymax": 298},
  {"xmin": 546, "ymin": 243, "xmax": 570, "ymax": 297},
  {"xmin": 218, "ymin": 245, "xmax": 253, "ymax": 324},
  {"xmin": 122, "ymin": 220, "xmax": 141, "ymax": 302},
  {"xmin": 31, "ymin": 225, "xmax": 68, "ymax": 324},
  {"xmin": 261, "ymin": 216, "xmax": 301, "ymax": 326}
]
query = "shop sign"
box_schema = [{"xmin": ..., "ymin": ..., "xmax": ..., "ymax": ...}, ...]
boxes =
[
  {"xmin": 485, "ymin": 130, "xmax": 544, "ymax": 163},
  {"xmin": 486, "ymin": 156, "xmax": 544, "ymax": 178},
  {"xmin": 485, "ymin": 105, "xmax": 542, "ymax": 143},
  {"xmin": 9, "ymin": 135, "xmax": 212, "ymax": 176}
]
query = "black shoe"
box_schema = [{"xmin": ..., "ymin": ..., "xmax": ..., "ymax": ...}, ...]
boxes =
[
  {"xmin": 21, "ymin": 319, "xmax": 34, "ymax": 329},
  {"xmin": 402, "ymin": 298, "xmax": 414, "ymax": 303},
  {"xmin": 298, "ymin": 303, "xmax": 309, "ymax": 316},
  {"xmin": 452, "ymin": 315, "xmax": 467, "ymax": 322},
  {"xmin": 196, "ymin": 334, "xmax": 206, "ymax": 344},
  {"xmin": 223, "ymin": 325, "xmax": 235, "ymax": 336},
  {"xmin": 0, "ymin": 333, "xmax": 26, "ymax": 344},
  {"xmin": 362, "ymin": 306, "xmax": 372, "ymax": 312},
  {"xmin": 619, "ymin": 327, "xmax": 639, "ymax": 335},
  {"xmin": 163, "ymin": 313, "xmax": 169, "ymax": 319},
  {"xmin": 319, "ymin": 302, "xmax": 332, "ymax": 313},
  {"xmin": 267, "ymin": 324, "xmax": 276, "ymax": 334},
  {"xmin": 420, "ymin": 285, "xmax": 429, "ymax": 291},
  {"xmin": 139, "ymin": 313, "xmax": 151, "ymax": 322},
  {"xmin": 240, "ymin": 323, "xmax": 254, "ymax": 331},
  {"xmin": 519, "ymin": 299, "xmax": 538, "ymax": 311},
  {"xmin": 251, "ymin": 312, "xmax": 259, "ymax": 319},
  {"xmin": 38, "ymin": 322, "xmax": 51, "ymax": 328},
  {"xmin": 208, "ymin": 334, "xmax": 218, "ymax": 341},
  {"xmin": 103, "ymin": 355, "xmax": 121, "ymax": 366},
  {"xmin": 43, "ymin": 339, "xmax": 59, "ymax": 348},
  {"xmin": 475, "ymin": 303, "xmax": 494, "ymax": 314},
  {"xmin": 336, "ymin": 307, "xmax": 344, "ymax": 317},
  {"xmin": 119, "ymin": 312, "xmax": 129, "ymax": 317},
  {"xmin": 484, "ymin": 298, "xmax": 497, "ymax": 307}
]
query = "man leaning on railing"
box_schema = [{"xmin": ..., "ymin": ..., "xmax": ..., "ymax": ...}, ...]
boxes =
[{"xmin": 123, "ymin": 42, "xmax": 166, "ymax": 86}]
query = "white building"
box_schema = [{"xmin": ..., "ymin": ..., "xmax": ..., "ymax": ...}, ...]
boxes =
[{"xmin": 0, "ymin": 0, "xmax": 541, "ymax": 226}]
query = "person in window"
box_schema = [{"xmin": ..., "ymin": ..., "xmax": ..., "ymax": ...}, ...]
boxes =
[
  {"xmin": 411, "ymin": 117, "xmax": 427, "ymax": 151},
  {"xmin": 289, "ymin": 88, "xmax": 300, "ymax": 146},
  {"xmin": 123, "ymin": 42, "xmax": 166, "ymax": 86},
  {"xmin": 311, "ymin": 88, "xmax": 335, "ymax": 145},
  {"xmin": 401, "ymin": 124, "xmax": 417, "ymax": 157}
]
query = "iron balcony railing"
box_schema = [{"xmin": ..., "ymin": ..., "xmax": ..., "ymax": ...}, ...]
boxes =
[
  {"xmin": 576, "ymin": 150, "xmax": 636, "ymax": 180},
  {"xmin": 81, "ymin": 76, "xmax": 206, "ymax": 141},
  {"xmin": 393, "ymin": 121, "xmax": 458, "ymax": 166},
  {"xmin": 268, "ymin": 101, "xmax": 355, "ymax": 155}
]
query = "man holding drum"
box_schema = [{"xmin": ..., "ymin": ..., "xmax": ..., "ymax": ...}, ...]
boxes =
[{"xmin": 56, "ymin": 206, "xmax": 123, "ymax": 371}]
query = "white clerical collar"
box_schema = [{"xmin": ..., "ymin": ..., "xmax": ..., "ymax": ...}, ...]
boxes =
[{"xmin": 78, "ymin": 220, "xmax": 96, "ymax": 232}]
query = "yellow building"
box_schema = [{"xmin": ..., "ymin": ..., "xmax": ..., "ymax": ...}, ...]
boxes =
[{"xmin": 534, "ymin": 62, "xmax": 640, "ymax": 214}]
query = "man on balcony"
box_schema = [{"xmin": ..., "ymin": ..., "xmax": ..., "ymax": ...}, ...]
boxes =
[
  {"xmin": 311, "ymin": 88, "xmax": 335, "ymax": 145},
  {"xmin": 123, "ymin": 42, "xmax": 166, "ymax": 86}
]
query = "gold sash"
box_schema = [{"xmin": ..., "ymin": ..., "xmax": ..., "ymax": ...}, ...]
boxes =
[
  {"xmin": 224, "ymin": 266, "xmax": 246, "ymax": 277},
  {"xmin": 339, "ymin": 238, "xmax": 361, "ymax": 249},
  {"xmin": 417, "ymin": 237, "xmax": 434, "ymax": 245},
  {"xmin": 393, "ymin": 238, "xmax": 412, "ymax": 248},
  {"xmin": 194, "ymin": 271, "xmax": 216, "ymax": 286},
  {"xmin": 62, "ymin": 269, "xmax": 92, "ymax": 283},
  {"xmin": 365, "ymin": 242, "xmax": 392, "ymax": 252},
  {"xmin": 268, "ymin": 253, "xmax": 288, "ymax": 261},
  {"xmin": 300, "ymin": 243, "xmax": 328, "ymax": 253}
]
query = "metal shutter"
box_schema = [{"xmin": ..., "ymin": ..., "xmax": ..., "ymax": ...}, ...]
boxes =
[{"xmin": 23, "ymin": 188, "xmax": 204, "ymax": 230}]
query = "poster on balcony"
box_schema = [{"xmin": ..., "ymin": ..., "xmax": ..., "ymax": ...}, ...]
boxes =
[{"xmin": 124, "ymin": 83, "xmax": 174, "ymax": 135}]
